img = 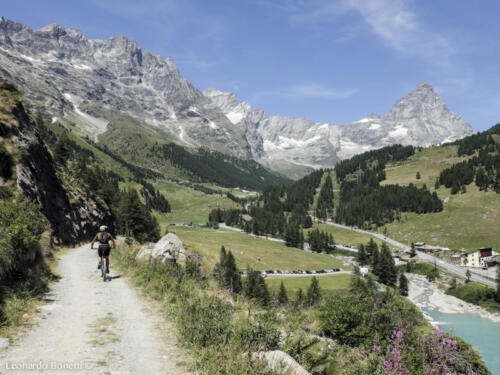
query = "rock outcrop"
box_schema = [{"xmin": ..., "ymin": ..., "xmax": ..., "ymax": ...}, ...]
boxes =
[
  {"xmin": 136, "ymin": 233, "xmax": 185, "ymax": 263},
  {"xmin": 252, "ymin": 351, "xmax": 310, "ymax": 375},
  {"xmin": 0, "ymin": 81, "xmax": 113, "ymax": 245}
]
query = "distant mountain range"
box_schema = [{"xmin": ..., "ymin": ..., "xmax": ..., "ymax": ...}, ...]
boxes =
[
  {"xmin": 205, "ymin": 83, "xmax": 474, "ymax": 168},
  {"xmin": 0, "ymin": 17, "xmax": 474, "ymax": 171}
]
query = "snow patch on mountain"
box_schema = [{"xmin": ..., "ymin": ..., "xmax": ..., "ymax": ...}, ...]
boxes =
[
  {"xmin": 388, "ymin": 125, "xmax": 408, "ymax": 138},
  {"xmin": 205, "ymin": 83, "xmax": 474, "ymax": 168}
]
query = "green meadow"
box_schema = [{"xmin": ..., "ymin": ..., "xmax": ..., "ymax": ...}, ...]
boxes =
[
  {"xmin": 379, "ymin": 145, "xmax": 500, "ymax": 251},
  {"xmin": 266, "ymin": 273, "xmax": 352, "ymax": 297},
  {"xmin": 170, "ymin": 226, "xmax": 348, "ymax": 272}
]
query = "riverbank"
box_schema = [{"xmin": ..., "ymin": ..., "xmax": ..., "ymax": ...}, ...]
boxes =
[{"xmin": 407, "ymin": 273, "xmax": 500, "ymax": 323}]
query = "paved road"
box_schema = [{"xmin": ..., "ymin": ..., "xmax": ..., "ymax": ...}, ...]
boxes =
[{"xmin": 320, "ymin": 219, "xmax": 496, "ymax": 288}]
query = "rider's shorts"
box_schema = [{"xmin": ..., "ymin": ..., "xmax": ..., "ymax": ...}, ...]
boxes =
[{"xmin": 98, "ymin": 244, "xmax": 111, "ymax": 257}]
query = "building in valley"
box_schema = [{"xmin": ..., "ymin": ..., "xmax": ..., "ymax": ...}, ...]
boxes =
[{"xmin": 460, "ymin": 247, "xmax": 493, "ymax": 268}]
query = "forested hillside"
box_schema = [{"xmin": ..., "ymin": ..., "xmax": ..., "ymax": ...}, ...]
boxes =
[
  {"xmin": 438, "ymin": 124, "xmax": 500, "ymax": 193},
  {"xmin": 335, "ymin": 145, "xmax": 443, "ymax": 228},
  {"xmin": 99, "ymin": 118, "xmax": 291, "ymax": 191}
]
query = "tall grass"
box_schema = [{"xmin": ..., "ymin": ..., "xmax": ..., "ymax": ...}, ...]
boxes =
[{"xmin": 111, "ymin": 245, "xmax": 277, "ymax": 374}]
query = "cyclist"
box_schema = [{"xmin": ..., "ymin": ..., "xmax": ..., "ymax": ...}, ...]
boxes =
[{"xmin": 90, "ymin": 225, "xmax": 116, "ymax": 273}]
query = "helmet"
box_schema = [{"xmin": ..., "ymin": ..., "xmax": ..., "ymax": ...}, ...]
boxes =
[{"xmin": 99, "ymin": 225, "xmax": 108, "ymax": 232}]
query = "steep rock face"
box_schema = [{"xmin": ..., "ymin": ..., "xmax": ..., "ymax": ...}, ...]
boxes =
[
  {"xmin": 0, "ymin": 17, "xmax": 251, "ymax": 157},
  {"xmin": 205, "ymin": 84, "xmax": 474, "ymax": 168},
  {"xmin": 383, "ymin": 83, "xmax": 473, "ymax": 145},
  {"xmin": 204, "ymin": 88, "xmax": 265, "ymax": 157},
  {"xmin": 0, "ymin": 83, "xmax": 113, "ymax": 245}
]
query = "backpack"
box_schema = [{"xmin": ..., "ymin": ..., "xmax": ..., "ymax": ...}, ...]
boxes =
[{"xmin": 99, "ymin": 232, "xmax": 110, "ymax": 244}]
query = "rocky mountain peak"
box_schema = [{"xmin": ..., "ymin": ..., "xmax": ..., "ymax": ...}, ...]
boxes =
[
  {"xmin": 206, "ymin": 82, "xmax": 474, "ymax": 168},
  {"xmin": 0, "ymin": 17, "xmax": 252, "ymax": 157},
  {"xmin": 417, "ymin": 82, "xmax": 433, "ymax": 90}
]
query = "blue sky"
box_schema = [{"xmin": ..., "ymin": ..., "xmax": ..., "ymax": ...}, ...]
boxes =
[{"xmin": 3, "ymin": 0, "xmax": 500, "ymax": 131}]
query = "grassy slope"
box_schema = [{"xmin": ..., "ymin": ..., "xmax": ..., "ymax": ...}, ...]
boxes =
[
  {"xmin": 381, "ymin": 145, "xmax": 468, "ymax": 188},
  {"xmin": 305, "ymin": 222, "xmax": 383, "ymax": 248},
  {"xmin": 266, "ymin": 273, "xmax": 352, "ymax": 297},
  {"xmin": 381, "ymin": 145, "xmax": 500, "ymax": 251},
  {"xmin": 154, "ymin": 181, "xmax": 354, "ymax": 272},
  {"xmin": 46, "ymin": 122, "xmax": 137, "ymax": 179},
  {"xmin": 154, "ymin": 181, "xmax": 240, "ymax": 227},
  {"xmin": 171, "ymin": 226, "xmax": 347, "ymax": 272}
]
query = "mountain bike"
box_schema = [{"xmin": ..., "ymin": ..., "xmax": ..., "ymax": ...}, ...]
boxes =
[{"xmin": 100, "ymin": 255, "xmax": 108, "ymax": 282}]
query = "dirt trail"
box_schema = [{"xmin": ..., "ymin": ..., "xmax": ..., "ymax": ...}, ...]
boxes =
[{"xmin": 0, "ymin": 244, "xmax": 189, "ymax": 375}]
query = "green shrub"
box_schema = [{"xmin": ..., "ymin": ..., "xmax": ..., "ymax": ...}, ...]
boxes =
[
  {"xmin": 0, "ymin": 197, "xmax": 51, "ymax": 328},
  {"xmin": 177, "ymin": 295, "xmax": 233, "ymax": 347},
  {"xmin": 447, "ymin": 282, "xmax": 500, "ymax": 312},
  {"xmin": 320, "ymin": 276, "xmax": 423, "ymax": 349},
  {"xmin": 236, "ymin": 311, "xmax": 280, "ymax": 351}
]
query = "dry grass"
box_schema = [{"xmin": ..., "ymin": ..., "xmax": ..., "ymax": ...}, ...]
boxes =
[{"xmin": 87, "ymin": 313, "xmax": 120, "ymax": 346}]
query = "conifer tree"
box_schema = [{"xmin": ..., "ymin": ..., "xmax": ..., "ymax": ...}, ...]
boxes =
[
  {"xmin": 116, "ymin": 189, "xmax": 160, "ymax": 242},
  {"xmin": 214, "ymin": 246, "xmax": 227, "ymax": 282},
  {"xmin": 379, "ymin": 243, "xmax": 397, "ymax": 287},
  {"xmin": 476, "ymin": 167, "xmax": 489, "ymax": 191},
  {"xmin": 244, "ymin": 268, "xmax": 270, "ymax": 306},
  {"xmin": 371, "ymin": 246, "xmax": 381, "ymax": 278},
  {"xmin": 278, "ymin": 281, "xmax": 288, "ymax": 304},
  {"xmin": 223, "ymin": 250, "xmax": 242, "ymax": 293},
  {"xmin": 349, "ymin": 266, "xmax": 365, "ymax": 293},
  {"xmin": 366, "ymin": 238, "xmax": 378, "ymax": 258},
  {"xmin": 306, "ymin": 276, "xmax": 321, "ymax": 306},
  {"xmin": 434, "ymin": 178, "xmax": 440, "ymax": 190},
  {"xmin": 295, "ymin": 288, "xmax": 304, "ymax": 308},
  {"xmin": 398, "ymin": 273, "xmax": 409, "ymax": 296},
  {"xmin": 53, "ymin": 132, "xmax": 72, "ymax": 165},
  {"xmin": 357, "ymin": 244, "xmax": 369, "ymax": 265}
]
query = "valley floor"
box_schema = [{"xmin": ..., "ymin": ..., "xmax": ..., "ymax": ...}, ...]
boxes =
[
  {"xmin": 407, "ymin": 273, "xmax": 500, "ymax": 323},
  {"xmin": 0, "ymin": 243, "xmax": 190, "ymax": 375}
]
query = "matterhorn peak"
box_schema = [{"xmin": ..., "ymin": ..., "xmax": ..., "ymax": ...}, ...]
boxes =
[{"xmin": 417, "ymin": 82, "xmax": 433, "ymax": 90}]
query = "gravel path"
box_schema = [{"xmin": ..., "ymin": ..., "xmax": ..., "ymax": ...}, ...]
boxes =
[{"xmin": 0, "ymin": 243, "xmax": 189, "ymax": 375}]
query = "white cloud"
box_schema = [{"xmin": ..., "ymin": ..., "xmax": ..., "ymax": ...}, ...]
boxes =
[
  {"xmin": 342, "ymin": 0, "xmax": 453, "ymax": 60},
  {"xmin": 288, "ymin": 0, "xmax": 454, "ymax": 65}
]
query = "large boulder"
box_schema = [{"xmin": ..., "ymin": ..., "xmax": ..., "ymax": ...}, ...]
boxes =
[
  {"xmin": 252, "ymin": 351, "xmax": 310, "ymax": 375},
  {"xmin": 136, "ymin": 233, "xmax": 185, "ymax": 263}
]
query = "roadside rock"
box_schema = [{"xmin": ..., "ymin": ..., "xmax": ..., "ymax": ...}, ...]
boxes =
[
  {"xmin": 252, "ymin": 350, "xmax": 310, "ymax": 375},
  {"xmin": 136, "ymin": 233, "xmax": 185, "ymax": 263}
]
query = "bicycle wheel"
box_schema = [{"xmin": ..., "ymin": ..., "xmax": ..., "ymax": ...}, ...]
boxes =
[{"xmin": 101, "ymin": 257, "xmax": 107, "ymax": 281}]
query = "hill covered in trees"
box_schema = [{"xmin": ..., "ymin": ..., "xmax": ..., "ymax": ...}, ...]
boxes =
[
  {"xmin": 99, "ymin": 119, "xmax": 292, "ymax": 191},
  {"xmin": 438, "ymin": 124, "xmax": 500, "ymax": 194}
]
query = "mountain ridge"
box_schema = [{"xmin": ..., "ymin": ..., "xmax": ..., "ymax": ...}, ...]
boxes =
[
  {"xmin": 204, "ymin": 82, "xmax": 474, "ymax": 168},
  {"xmin": 0, "ymin": 16, "xmax": 474, "ymax": 172},
  {"xmin": 0, "ymin": 16, "xmax": 252, "ymax": 158}
]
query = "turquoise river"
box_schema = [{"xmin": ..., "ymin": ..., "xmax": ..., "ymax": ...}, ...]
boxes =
[{"xmin": 426, "ymin": 308, "xmax": 500, "ymax": 374}]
